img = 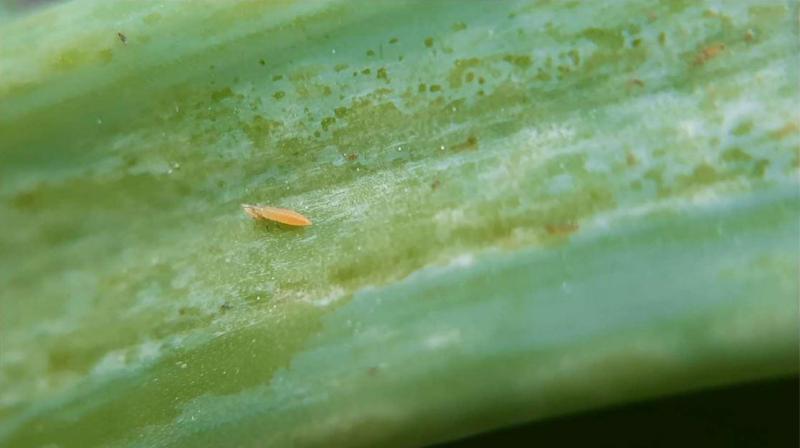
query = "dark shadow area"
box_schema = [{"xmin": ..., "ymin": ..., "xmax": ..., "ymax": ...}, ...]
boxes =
[{"xmin": 436, "ymin": 376, "xmax": 799, "ymax": 447}]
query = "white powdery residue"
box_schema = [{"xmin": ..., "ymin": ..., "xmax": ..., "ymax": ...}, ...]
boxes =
[
  {"xmin": 125, "ymin": 283, "xmax": 168, "ymax": 317},
  {"xmin": 433, "ymin": 207, "xmax": 467, "ymax": 226},
  {"xmin": 170, "ymin": 266, "xmax": 197, "ymax": 290},
  {"xmin": 89, "ymin": 339, "xmax": 167, "ymax": 377},
  {"xmin": 587, "ymin": 198, "xmax": 676, "ymax": 232},
  {"xmin": 585, "ymin": 182, "xmax": 740, "ymax": 232},
  {"xmin": 136, "ymin": 340, "xmax": 163, "ymax": 363},
  {"xmin": 90, "ymin": 350, "xmax": 129, "ymax": 376},
  {"xmin": 448, "ymin": 253, "xmax": 475, "ymax": 269},
  {"xmin": 600, "ymin": 91, "xmax": 689, "ymax": 144},
  {"xmin": 304, "ymin": 286, "xmax": 346, "ymax": 307},
  {"xmin": 478, "ymin": 161, "xmax": 513, "ymax": 185},
  {"xmin": 169, "ymin": 333, "xmax": 187, "ymax": 347},
  {"xmin": 584, "ymin": 154, "xmax": 610, "ymax": 174},
  {"xmin": 519, "ymin": 123, "xmax": 577, "ymax": 149},
  {"xmin": 424, "ymin": 328, "xmax": 462, "ymax": 350},
  {"xmin": 340, "ymin": 201, "xmax": 371, "ymax": 221},
  {"xmin": 677, "ymin": 118, "xmax": 706, "ymax": 139},
  {"xmin": 510, "ymin": 226, "xmax": 539, "ymax": 243},
  {"xmin": 490, "ymin": 124, "xmax": 585, "ymax": 174},
  {"xmin": 306, "ymin": 168, "xmax": 405, "ymax": 223},
  {"xmin": 185, "ymin": 283, "xmax": 240, "ymax": 315},
  {"xmin": 724, "ymin": 98, "xmax": 762, "ymax": 125},
  {"xmin": 686, "ymin": 186, "xmax": 728, "ymax": 207},
  {"xmin": 299, "ymin": 234, "xmax": 318, "ymax": 244},
  {"xmin": 427, "ymin": 149, "xmax": 485, "ymax": 172},
  {"xmin": 360, "ymin": 252, "xmax": 479, "ymax": 302},
  {"xmin": 753, "ymin": 60, "xmax": 795, "ymax": 90}
]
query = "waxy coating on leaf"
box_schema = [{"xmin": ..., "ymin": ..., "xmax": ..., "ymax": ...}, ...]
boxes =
[{"xmin": 241, "ymin": 204, "xmax": 312, "ymax": 226}]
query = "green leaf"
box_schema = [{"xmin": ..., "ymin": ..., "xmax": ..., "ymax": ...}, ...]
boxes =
[{"xmin": 1, "ymin": 0, "xmax": 797, "ymax": 446}]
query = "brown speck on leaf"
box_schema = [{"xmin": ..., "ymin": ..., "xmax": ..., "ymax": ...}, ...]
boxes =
[
  {"xmin": 627, "ymin": 78, "xmax": 645, "ymax": 88},
  {"xmin": 545, "ymin": 222, "xmax": 580, "ymax": 236},
  {"xmin": 117, "ymin": 32, "xmax": 127, "ymax": 45},
  {"xmin": 453, "ymin": 135, "xmax": 479, "ymax": 151},
  {"xmin": 693, "ymin": 43, "xmax": 725, "ymax": 66}
]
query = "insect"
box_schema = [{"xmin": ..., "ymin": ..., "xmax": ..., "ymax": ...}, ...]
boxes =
[
  {"xmin": 117, "ymin": 32, "xmax": 127, "ymax": 45},
  {"xmin": 241, "ymin": 204, "xmax": 312, "ymax": 227}
]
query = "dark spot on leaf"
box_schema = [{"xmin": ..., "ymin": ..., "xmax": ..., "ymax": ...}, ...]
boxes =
[
  {"xmin": 376, "ymin": 67, "xmax": 389, "ymax": 82},
  {"xmin": 321, "ymin": 116, "xmax": 336, "ymax": 131},
  {"xmin": 211, "ymin": 87, "xmax": 234, "ymax": 102},
  {"xmin": 502, "ymin": 54, "xmax": 532, "ymax": 69},
  {"xmin": 451, "ymin": 22, "xmax": 467, "ymax": 32}
]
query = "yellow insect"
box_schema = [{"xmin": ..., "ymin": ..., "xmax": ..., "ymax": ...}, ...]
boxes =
[{"xmin": 241, "ymin": 204, "xmax": 312, "ymax": 227}]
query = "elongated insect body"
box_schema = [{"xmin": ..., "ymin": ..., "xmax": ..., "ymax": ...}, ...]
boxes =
[{"xmin": 241, "ymin": 204, "xmax": 312, "ymax": 227}]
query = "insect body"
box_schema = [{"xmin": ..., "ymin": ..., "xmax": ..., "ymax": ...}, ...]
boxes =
[{"xmin": 241, "ymin": 204, "xmax": 312, "ymax": 227}]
